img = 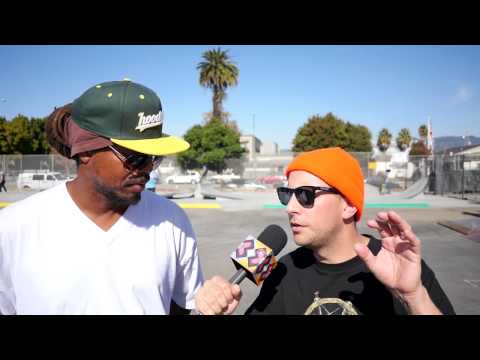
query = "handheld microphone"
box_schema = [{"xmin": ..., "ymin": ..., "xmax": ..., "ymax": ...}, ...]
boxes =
[
  {"xmin": 229, "ymin": 224, "xmax": 288, "ymax": 285},
  {"xmin": 190, "ymin": 224, "xmax": 287, "ymax": 315}
]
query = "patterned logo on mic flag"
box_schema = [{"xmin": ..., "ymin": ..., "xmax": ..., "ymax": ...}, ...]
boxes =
[{"xmin": 230, "ymin": 235, "xmax": 278, "ymax": 285}]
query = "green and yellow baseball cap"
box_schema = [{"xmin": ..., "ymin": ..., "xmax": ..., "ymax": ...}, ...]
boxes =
[{"xmin": 71, "ymin": 79, "xmax": 190, "ymax": 156}]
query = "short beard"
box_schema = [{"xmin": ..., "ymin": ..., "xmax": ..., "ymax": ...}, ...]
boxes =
[
  {"xmin": 304, "ymin": 223, "xmax": 340, "ymax": 251},
  {"xmin": 92, "ymin": 176, "xmax": 141, "ymax": 209}
]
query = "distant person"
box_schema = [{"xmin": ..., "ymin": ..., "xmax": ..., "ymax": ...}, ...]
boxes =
[
  {"xmin": 194, "ymin": 147, "xmax": 454, "ymax": 315},
  {"xmin": 146, "ymin": 168, "xmax": 160, "ymax": 192},
  {"xmin": 0, "ymin": 80, "xmax": 205, "ymax": 314},
  {"xmin": 0, "ymin": 171, "xmax": 6, "ymax": 192}
]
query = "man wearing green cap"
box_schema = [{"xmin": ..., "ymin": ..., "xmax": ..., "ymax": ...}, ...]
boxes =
[{"xmin": 0, "ymin": 80, "xmax": 204, "ymax": 314}]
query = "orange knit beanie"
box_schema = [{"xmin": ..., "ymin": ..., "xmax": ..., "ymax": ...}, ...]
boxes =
[{"xmin": 285, "ymin": 147, "xmax": 364, "ymax": 221}]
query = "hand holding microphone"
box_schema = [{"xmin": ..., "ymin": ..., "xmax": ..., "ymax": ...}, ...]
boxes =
[
  {"xmin": 193, "ymin": 225, "xmax": 287, "ymax": 315},
  {"xmin": 193, "ymin": 276, "xmax": 242, "ymax": 315}
]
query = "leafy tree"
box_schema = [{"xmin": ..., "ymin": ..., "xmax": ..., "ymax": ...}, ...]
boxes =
[
  {"xmin": 202, "ymin": 111, "xmax": 240, "ymax": 135},
  {"xmin": 377, "ymin": 128, "xmax": 392, "ymax": 152},
  {"xmin": 0, "ymin": 115, "xmax": 50, "ymax": 154},
  {"xmin": 30, "ymin": 117, "xmax": 49, "ymax": 154},
  {"xmin": 292, "ymin": 113, "xmax": 373, "ymax": 153},
  {"xmin": 4, "ymin": 115, "xmax": 32, "ymax": 154},
  {"xmin": 396, "ymin": 128, "xmax": 412, "ymax": 151},
  {"xmin": 418, "ymin": 124, "xmax": 428, "ymax": 143},
  {"xmin": 409, "ymin": 140, "xmax": 431, "ymax": 156},
  {"xmin": 197, "ymin": 48, "xmax": 239, "ymax": 119},
  {"xmin": 0, "ymin": 116, "xmax": 8, "ymax": 153},
  {"xmin": 177, "ymin": 117, "xmax": 245, "ymax": 180},
  {"xmin": 345, "ymin": 122, "xmax": 372, "ymax": 152},
  {"xmin": 292, "ymin": 113, "xmax": 348, "ymax": 152}
]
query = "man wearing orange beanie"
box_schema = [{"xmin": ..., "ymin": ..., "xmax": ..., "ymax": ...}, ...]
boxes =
[{"xmin": 194, "ymin": 147, "xmax": 454, "ymax": 315}]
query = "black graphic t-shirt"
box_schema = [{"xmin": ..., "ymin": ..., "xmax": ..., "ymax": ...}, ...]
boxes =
[{"xmin": 245, "ymin": 235, "xmax": 455, "ymax": 315}]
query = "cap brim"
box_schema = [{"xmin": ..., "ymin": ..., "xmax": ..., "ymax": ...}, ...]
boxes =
[{"xmin": 110, "ymin": 134, "xmax": 190, "ymax": 156}]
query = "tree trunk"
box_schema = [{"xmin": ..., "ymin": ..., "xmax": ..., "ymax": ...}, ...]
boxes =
[
  {"xmin": 212, "ymin": 86, "xmax": 222, "ymax": 119},
  {"xmin": 379, "ymin": 142, "xmax": 389, "ymax": 152},
  {"xmin": 200, "ymin": 165, "xmax": 209, "ymax": 182}
]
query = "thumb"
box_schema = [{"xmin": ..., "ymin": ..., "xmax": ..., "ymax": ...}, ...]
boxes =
[
  {"xmin": 224, "ymin": 285, "xmax": 242, "ymax": 315},
  {"xmin": 354, "ymin": 243, "xmax": 376, "ymax": 271},
  {"xmin": 231, "ymin": 284, "xmax": 242, "ymax": 300},
  {"xmin": 225, "ymin": 299, "xmax": 240, "ymax": 315}
]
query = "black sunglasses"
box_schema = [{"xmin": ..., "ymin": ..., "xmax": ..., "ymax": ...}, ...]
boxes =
[
  {"xmin": 108, "ymin": 145, "xmax": 163, "ymax": 171},
  {"xmin": 276, "ymin": 186, "xmax": 340, "ymax": 208}
]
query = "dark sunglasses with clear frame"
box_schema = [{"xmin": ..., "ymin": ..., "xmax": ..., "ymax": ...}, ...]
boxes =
[
  {"xmin": 276, "ymin": 186, "xmax": 340, "ymax": 208},
  {"xmin": 108, "ymin": 145, "xmax": 163, "ymax": 171}
]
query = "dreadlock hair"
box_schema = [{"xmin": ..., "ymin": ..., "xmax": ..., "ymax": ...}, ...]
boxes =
[{"xmin": 45, "ymin": 103, "xmax": 79, "ymax": 165}]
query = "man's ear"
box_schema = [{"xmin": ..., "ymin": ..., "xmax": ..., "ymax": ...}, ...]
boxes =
[
  {"xmin": 342, "ymin": 205, "xmax": 358, "ymax": 220},
  {"xmin": 78, "ymin": 151, "xmax": 95, "ymax": 165},
  {"xmin": 341, "ymin": 197, "xmax": 358, "ymax": 220}
]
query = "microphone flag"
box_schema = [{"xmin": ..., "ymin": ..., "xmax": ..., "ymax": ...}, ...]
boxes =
[{"xmin": 230, "ymin": 235, "xmax": 278, "ymax": 285}]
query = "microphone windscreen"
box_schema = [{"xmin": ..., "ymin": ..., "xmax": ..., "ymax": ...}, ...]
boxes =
[{"xmin": 257, "ymin": 224, "xmax": 288, "ymax": 256}]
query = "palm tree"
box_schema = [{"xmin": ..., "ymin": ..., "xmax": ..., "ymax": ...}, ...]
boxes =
[
  {"xmin": 197, "ymin": 48, "xmax": 239, "ymax": 120},
  {"xmin": 396, "ymin": 128, "xmax": 412, "ymax": 151},
  {"xmin": 418, "ymin": 124, "xmax": 428, "ymax": 143},
  {"xmin": 377, "ymin": 128, "xmax": 392, "ymax": 152}
]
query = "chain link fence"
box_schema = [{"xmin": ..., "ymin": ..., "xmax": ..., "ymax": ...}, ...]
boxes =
[
  {"xmin": 432, "ymin": 154, "xmax": 480, "ymax": 202},
  {"xmin": 0, "ymin": 154, "xmax": 77, "ymax": 190},
  {"xmin": 1, "ymin": 152, "xmax": 479, "ymax": 201}
]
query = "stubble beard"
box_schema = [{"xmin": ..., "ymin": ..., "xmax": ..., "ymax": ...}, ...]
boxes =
[{"xmin": 92, "ymin": 176, "xmax": 141, "ymax": 209}]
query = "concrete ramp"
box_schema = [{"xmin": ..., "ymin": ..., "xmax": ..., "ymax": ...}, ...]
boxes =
[
  {"xmin": 438, "ymin": 208, "xmax": 480, "ymax": 243},
  {"xmin": 163, "ymin": 193, "xmax": 194, "ymax": 199},
  {"xmin": 467, "ymin": 232, "xmax": 480, "ymax": 243},
  {"xmin": 438, "ymin": 218, "xmax": 480, "ymax": 235},
  {"xmin": 463, "ymin": 210, "xmax": 480, "ymax": 218},
  {"xmin": 199, "ymin": 184, "xmax": 243, "ymax": 200},
  {"xmin": 366, "ymin": 177, "xmax": 429, "ymax": 202},
  {"xmin": 396, "ymin": 177, "xmax": 429, "ymax": 199},
  {"xmin": 158, "ymin": 183, "xmax": 243, "ymax": 200}
]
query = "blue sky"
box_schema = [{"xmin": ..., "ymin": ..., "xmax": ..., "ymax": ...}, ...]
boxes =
[{"xmin": 0, "ymin": 45, "xmax": 479, "ymax": 149}]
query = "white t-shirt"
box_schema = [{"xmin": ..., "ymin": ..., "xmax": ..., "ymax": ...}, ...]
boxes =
[{"xmin": 0, "ymin": 183, "xmax": 204, "ymax": 314}]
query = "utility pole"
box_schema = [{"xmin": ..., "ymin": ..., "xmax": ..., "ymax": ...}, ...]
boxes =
[{"xmin": 252, "ymin": 114, "xmax": 256, "ymax": 180}]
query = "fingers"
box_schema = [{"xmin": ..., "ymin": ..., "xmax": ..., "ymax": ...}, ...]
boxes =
[
  {"xmin": 194, "ymin": 276, "xmax": 242, "ymax": 315},
  {"xmin": 367, "ymin": 211, "xmax": 396, "ymax": 238},
  {"xmin": 354, "ymin": 243, "xmax": 376, "ymax": 272},
  {"xmin": 367, "ymin": 211, "xmax": 421, "ymax": 255},
  {"xmin": 194, "ymin": 296, "xmax": 216, "ymax": 315},
  {"xmin": 386, "ymin": 211, "xmax": 411, "ymax": 234},
  {"xmin": 397, "ymin": 226, "xmax": 421, "ymax": 253},
  {"xmin": 367, "ymin": 211, "xmax": 415, "ymax": 238},
  {"xmin": 226, "ymin": 300, "xmax": 240, "ymax": 315},
  {"xmin": 386, "ymin": 211, "xmax": 421, "ymax": 249},
  {"xmin": 231, "ymin": 284, "xmax": 242, "ymax": 300},
  {"xmin": 220, "ymin": 285, "xmax": 243, "ymax": 315}
]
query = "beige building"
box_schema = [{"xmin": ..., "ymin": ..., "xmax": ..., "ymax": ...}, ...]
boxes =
[
  {"xmin": 260, "ymin": 141, "xmax": 279, "ymax": 155},
  {"xmin": 240, "ymin": 135, "xmax": 262, "ymax": 162}
]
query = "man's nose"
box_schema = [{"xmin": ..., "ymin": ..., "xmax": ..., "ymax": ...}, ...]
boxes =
[{"xmin": 286, "ymin": 192, "xmax": 301, "ymax": 215}]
